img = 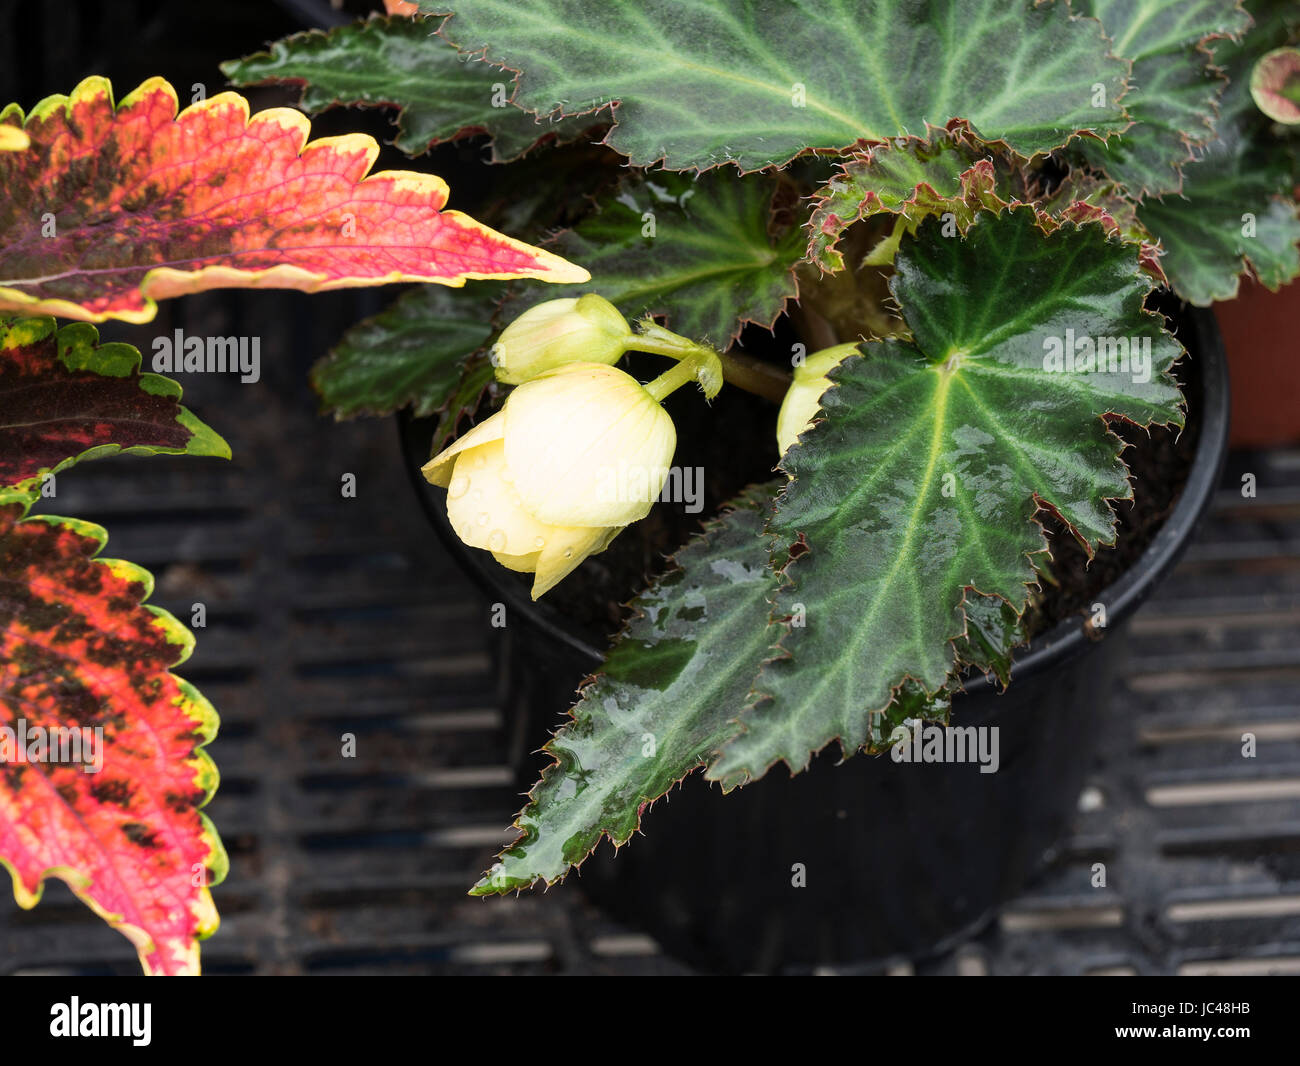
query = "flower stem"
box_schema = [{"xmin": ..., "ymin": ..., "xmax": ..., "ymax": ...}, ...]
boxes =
[
  {"xmin": 623, "ymin": 333, "xmax": 694, "ymax": 360},
  {"xmin": 644, "ymin": 346, "xmax": 727, "ymax": 402},
  {"xmin": 627, "ymin": 318, "xmax": 792, "ymax": 404},
  {"xmin": 716, "ymin": 350, "xmax": 792, "ymax": 404},
  {"xmin": 643, "ymin": 357, "xmax": 701, "ymax": 403}
]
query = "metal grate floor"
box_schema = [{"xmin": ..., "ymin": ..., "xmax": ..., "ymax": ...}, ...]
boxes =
[{"xmin": 1, "ymin": 290, "xmax": 1298, "ymax": 975}]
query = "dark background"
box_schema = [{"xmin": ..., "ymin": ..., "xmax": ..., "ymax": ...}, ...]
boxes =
[{"xmin": 1, "ymin": 0, "xmax": 1298, "ymax": 975}]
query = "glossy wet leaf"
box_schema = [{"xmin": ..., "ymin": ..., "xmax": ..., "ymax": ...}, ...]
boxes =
[
  {"xmin": 0, "ymin": 490, "xmax": 225, "ymax": 975},
  {"xmin": 1135, "ymin": 1, "xmax": 1300, "ymax": 303},
  {"xmin": 953, "ymin": 592, "xmax": 1024, "ymax": 690},
  {"xmin": 710, "ymin": 208, "xmax": 1185, "ymax": 786},
  {"xmin": 477, "ymin": 503, "xmax": 1030, "ymax": 892},
  {"xmin": 0, "ymin": 76, "xmax": 586, "ymax": 323},
  {"xmin": 312, "ymin": 284, "xmax": 501, "ymax": 419},
  {"xmin": 222, "ymin": 15, "xmax": 602, "ymax": 161},
  {"xmin": 471, "ymin": 484, "xmax": 780, "ymax": 894},
  {"xmin": 847, "ymin": 591, "xmax": 1024, "ymax": 757},
  {"xmin": 1074, "ymin": 0, "xmax": 1251, "ymax": 196},
  {"xmin": 504, "ymin": 171, "xmax": 803, "ymax": 346},
  {"xmin": 0, "ymin": 316, "xmax": 229, "ymax": 490},
  {"xmin": 428, "ymin": 0, "xmax": 1129, "ymax": 171}
]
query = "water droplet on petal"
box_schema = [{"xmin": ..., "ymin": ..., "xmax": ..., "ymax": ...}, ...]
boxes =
[
  {"xmin": 488, "ymin": 529, "xmax": 507, "ymax": 552},
  {"xmin": 533, "ymin": 536, "xmax": 546, "ymax": 549},
  {"xmin": 477, "ymin": 512, "xmax": 490, "ymax": 527},
  {"xmin": 471, "ymin": 487, "xmax": 483, "ymax": 501},
  {"xmin": 563, "ymin": 548, "xmax": 574, "ymax": 559},
  {"xmin": 447, "ymin": 476, "xmax": 469, "ymax": 500}
]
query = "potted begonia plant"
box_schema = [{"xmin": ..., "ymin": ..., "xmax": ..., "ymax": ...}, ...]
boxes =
[{"xmin": 224, "ymin": 0, "xmax": 1296, "ymax": 969}]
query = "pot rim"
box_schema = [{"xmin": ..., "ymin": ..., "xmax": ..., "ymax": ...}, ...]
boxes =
[{"xmin": 398, "ymin": 304, "xmax": 1231, "ymax": 684}]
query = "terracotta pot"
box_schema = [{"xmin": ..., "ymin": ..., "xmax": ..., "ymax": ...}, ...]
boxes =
[{"xmin": 1214, "ymin": 276, "xmax": 1300, "ymax": 448}]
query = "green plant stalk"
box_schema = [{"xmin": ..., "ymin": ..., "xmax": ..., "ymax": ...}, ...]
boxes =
[
  {"xmin": 644, "ymin": 348, "xmax": 719, "ymax": 402},
  {"xmin": 629, "ymin": 319, "xmax": 789, "ymax": 403}
]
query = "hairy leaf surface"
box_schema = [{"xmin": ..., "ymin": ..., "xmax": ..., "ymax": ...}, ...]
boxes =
[
  {"xmin": 471, "ymin": 484, "xmax": 780, "ymax": 893},
  {"xmin": 711, "ymin": 209, "xmax": 1184, "ymax": 785},
  {"xmin": 1075, "ymin": 0, "xmax": 1251, "ymax": 196},
  {"xmin": 222, "ymin": 16, "xmax": 602, "ymax": 160},
  {"xmin": 429, "ymin": 0, "xmax": 1130, "ymax": 171},
  {"xmin": 1134, "ymin": 1, "xmax": 1300, "ymax": 303}
]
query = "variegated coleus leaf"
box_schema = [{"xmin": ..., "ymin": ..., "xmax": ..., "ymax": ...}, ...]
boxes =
[
  {"xmin": 0, "ymin": 76, "xmax": 587, "ymax": 324},
  {"xmin": 806, "ymin": 125, "xmax": 1164, "ymax": 279},
  {"xmin": 311, "ymin": 135, "xmax": 621, "ymax": 422},
  {"xmin": 222, "ymin": 15, "xmax": 603, "ymax": 161},
  {"xmin": 0, "ymin": 316, "xmax": 229, "ymax": 490},
  {"xmin": 428, "ymin": 0, "xmax": 1130, "ymax": 172},
  {"xmin": 0, "ymin": 488, "xmax": 226, "ymax": 975}
]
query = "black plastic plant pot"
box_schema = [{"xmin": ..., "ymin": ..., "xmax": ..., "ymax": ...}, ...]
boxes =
[{"xmin": 399, "ymin": 306, "xmax": 1231, "ymax": 974}]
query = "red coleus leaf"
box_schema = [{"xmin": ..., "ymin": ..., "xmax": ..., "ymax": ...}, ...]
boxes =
[
  {"xmin": 0, "ymin": 76, "xmax": 587, "ymax": 323},
  {"xmin": 0, "ymin": 316, "xmax": 229, "ymax": 490},
  {"xmin": 0, "ymin": 490, "xmax": 224, "ymax": 975}
]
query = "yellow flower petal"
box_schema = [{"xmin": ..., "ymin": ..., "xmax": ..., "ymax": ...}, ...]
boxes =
[
  {"xmin": 776, "ymin": 343, "xmax": 859, "ymax": 456},
  {"xmin": 505, "ymin": 363, "xmax": 676, "ymax": 527},
  {"xmin": 492, "ymin": 549, "xmax": 541, "ymax": 573},
  {"xmin": 531, "ymin": 525, "xmax": 621, "ymax": 599},
  {"xmin": 421, "ymin": 409, "xmax": 506, "ymax": 487},
  {"xmin": 494, "ymin": 294, "xmax": 629, "ymax": 384},
  {"xmin": 445, "ymin": 438, "xmax": 556, "ymax": 555},
  {"xmin": 797, "ymin": 342, "xmax": 860, "ymax": 382}
]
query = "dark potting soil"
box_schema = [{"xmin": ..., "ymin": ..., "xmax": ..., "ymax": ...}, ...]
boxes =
[{"xmin": 539, "ymin": 310, "xmax": 1202, "ymax": 647}]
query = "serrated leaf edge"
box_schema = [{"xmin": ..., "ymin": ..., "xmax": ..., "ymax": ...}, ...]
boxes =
[
  {"xmin": 468, "ymin": 484, "xmax": 779, "ymax": 896},
  {"xmin": 0, "ymin": 488, "xmax": 227, "ymax": 976},
  {"xmin": 711, "ymin": 212, "xmax": 1185, "ymax": 788},
  {"xmin": 0, "ymin": 75, "xmax": 586, "ymax": 324},
  {"xmin": 220, "ymin": 13, "xmax": 607, "ymax": 163},
  {"xmin": 1, "ymin": 316, "xmax": 231, "ymax": 492}
]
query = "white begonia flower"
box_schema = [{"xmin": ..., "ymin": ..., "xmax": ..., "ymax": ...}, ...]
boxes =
[
  {"xmin": 423, "ymin": 362, "xmax": 676, "ymax": 598},
  {"xmin": 775, "ymin": 343, "xmax": 860, "ymax": 457},
  {"xmin": 492, "ymin": 294, "xmax": 631, "ymax": 384}
]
